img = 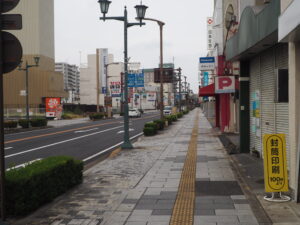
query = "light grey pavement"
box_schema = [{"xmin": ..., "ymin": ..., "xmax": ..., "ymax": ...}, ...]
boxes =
[
  {"xmin": 11, "ymin": 109, "xmax": 266, "ymax": 225},
  {"xmin": 48, "ymin": 117, "xmax": 90, "ymax": 127}
]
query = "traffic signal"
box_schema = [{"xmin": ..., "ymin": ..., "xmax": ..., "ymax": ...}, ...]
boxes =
[{"xmin": 1, "ymin": 0, "xmax": 23, "ymax": 73}]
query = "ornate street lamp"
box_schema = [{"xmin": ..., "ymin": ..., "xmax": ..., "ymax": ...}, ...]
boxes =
[
  {"xmin": 135, "ymin": 4, "xmax": 148, "ymax": 25},
  {"xmin": 98, "ymin": 1, "xmax": 148, "ymax": 149}
]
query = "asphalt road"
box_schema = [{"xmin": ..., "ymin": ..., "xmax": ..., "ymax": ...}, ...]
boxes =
[{"xmin": 4, "ymin": 112, "xmax": 160, "ymax": 169}]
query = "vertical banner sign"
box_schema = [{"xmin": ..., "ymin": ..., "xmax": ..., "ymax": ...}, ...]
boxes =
[
  {"xmin": 203, "ymin": 71, "xmax": 209, "ymax": 86},
  {"xmin": 263, "ymin": 134, "xmax": 289, "ymax": 193},
  {"xmin": 110, "ymin": 81, "xmax": 121, "ymax": 97}
]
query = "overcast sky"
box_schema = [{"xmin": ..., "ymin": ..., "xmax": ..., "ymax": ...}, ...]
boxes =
[{"xmin": 54, "ymin": 0, "xmax": 214, "ymax": 92}]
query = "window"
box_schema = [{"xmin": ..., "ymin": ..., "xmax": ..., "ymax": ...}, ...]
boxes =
[{"xmin": 276, "ymin": 69, "xmax": 288, "ymax": 103}]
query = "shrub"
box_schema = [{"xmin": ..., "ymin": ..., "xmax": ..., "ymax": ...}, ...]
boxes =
[
  {"xmin": 6, "ymin": 156, "xmax": 83, "ymax": 216},
  {"xmin": 165, "ymin": 116, "xmax": 173, "ymax": 125},
  {"xmin": 4, "ymin": 120, "xmax": 18, "ymax": 129},
  {"xmin": 177, "ymin": 112, "xmax": 183, "ymax": 118},
  {"xmin": 170, "ymin": 115, "xmax": 178, "ymax": 122},
  {"xmin": 143, "ymin": 127, "xmax": 157, "ymax": 136},
  {"xmin": 144, "ymin": 122, "xmax": 157, "ymax": 130},
  {"xmin": 153, "ymin": 119, "xmax": 164, "ymax": 130},
  {"xmin": 30, "ymin": 117, "xmax": 48, "ymax": 127},
  {"xmin": 18, "ymin": 119, "xmax": 30, "ymax": 128},
  {"xmin": 89, "ymin": 113, "xmax": 104, "ymax": 120}
]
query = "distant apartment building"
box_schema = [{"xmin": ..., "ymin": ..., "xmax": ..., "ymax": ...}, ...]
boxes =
[
  {"xmin": 4, "ymin": 0, "xmax": 67, "ymax": 109},
  {"xmin": 55, "ymin": 63, "xmax": 80, "ymax": 103}
]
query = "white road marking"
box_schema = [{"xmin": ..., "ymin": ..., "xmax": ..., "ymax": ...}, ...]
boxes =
[
  {"xmin": 6, "ymin": 158, "xmax": 42, "ymax": 171},
  {"xmin": 117, "ymin": 128, "xmax": 135, "ymax": 134},
  {"xmin": 74, "ymin": 128, "xmax": 99, "ymax": 133},
  {"xmin": 5, "ymin": 125, "xmax": 124, "ymax": 159},
  {"xmin": 5, "ymin": 147, "xmax": 13, "ymax": 150},
  {"xmin": 83, "ymin": 132, "xmax": 143, "ymax": 162}
]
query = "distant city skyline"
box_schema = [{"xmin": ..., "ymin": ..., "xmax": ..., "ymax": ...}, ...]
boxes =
[{"xmin": 54, "ymin": 0, "xmax": 214, "ymax": 92}]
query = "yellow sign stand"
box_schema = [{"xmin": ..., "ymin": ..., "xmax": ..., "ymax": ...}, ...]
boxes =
[{"xmin": 263, "ymin": 134, "xmax": 290, "ymax": 202}]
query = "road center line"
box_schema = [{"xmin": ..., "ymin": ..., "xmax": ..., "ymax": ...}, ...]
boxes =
[
  {"xmin": 5, "ymin": 125, "xmax": 124, "ymax": 159},
  {"xmin": 5, "ymin": 114, "xmax": 158, "ymax": 144},
  {"xmin": 74, "ymin": 128, "xmax": 99, "ymax": 133},
  {"xmin": 5, "ymin": 147, "xmax": 13, "ymax": 150}
]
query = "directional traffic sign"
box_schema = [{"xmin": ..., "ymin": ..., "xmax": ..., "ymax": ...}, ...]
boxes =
[
  {"xmin": 1, "ymin": 0, "xmax": 20, "ymax": 13},
  {"xmin": 1, "ymin": 14, "xmax": 22, "ymax": 30},
  {"xmin": 2, "ymin": 31, "xmax": 23, "ymax": 73}
]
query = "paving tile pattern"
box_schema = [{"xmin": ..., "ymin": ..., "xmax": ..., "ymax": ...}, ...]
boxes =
[{"xmin": 11, "ymin": 110, "xmax": 261, "ymax": 225}]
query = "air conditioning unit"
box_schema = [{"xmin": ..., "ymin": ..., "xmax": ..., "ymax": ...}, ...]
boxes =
[{"xmin": 264, "ymin": 0, "xmax": 271, "ymax": 4}]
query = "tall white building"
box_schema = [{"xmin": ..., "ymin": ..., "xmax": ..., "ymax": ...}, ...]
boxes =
[
  {"xmin": 80, "ymin": 49, "xmax": 111, "ymax": 106},
  {"xmin": 55, "ymin": 63, "xmax": 80, "ymax": 103}
]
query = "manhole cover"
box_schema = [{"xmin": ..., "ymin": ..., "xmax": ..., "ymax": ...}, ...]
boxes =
[{"xmin": 195, "ymin": 181, "xmax": 243, "ymax": 196}]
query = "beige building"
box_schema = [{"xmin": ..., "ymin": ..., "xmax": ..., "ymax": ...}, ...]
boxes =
[
  {"xmin": 3, "ymin": 0, "xmax": 66, "ymax": 110},
  {"xmin": 279, "ymin": 0, "xmax": 300, "ymax": 201}
]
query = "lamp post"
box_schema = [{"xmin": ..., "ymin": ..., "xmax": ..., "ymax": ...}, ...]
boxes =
[
  {"xmin": 18, "ymin": 56, "xmax": 40, "ymax": 123},
  {"xmin": 139, "ymin": 18, "xmax": 165, "ymax": 120},
  {"xmin": 98, "ymin": 0, "xmax": 148, "ymax": 149}
]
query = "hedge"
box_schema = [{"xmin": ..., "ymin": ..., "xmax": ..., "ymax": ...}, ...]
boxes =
[
  {"xmin": 176, "ymin": 112, "xmax": 183, "ymax": 118},
  {"xmin": 144, "ymin": 122, "xmax": 157, "ymax": 130},
  {"xmin": 4, "ymin": 121, "xmax": 18, "ymax": 129},
  {"xmin": 165, "ymin": 116, "xmax": 173, "ymax": 125},
  {"xmin": 18, "ymin": 119, "xmax": 30, "ymax": 128},
  {"xmin": 143, "ymin": 127, "xmax": 157, "ymax": 136},
  {"xmin": 30, "ymin": 118, "xmax": 48, "ymax": 127},
  {"xmin": 89, "ymin": 113, "xmax": 104, "ymax": 120},
  {"xmin": 170, "ymin": 115, "xmax": 178, "ymax": 122},
  {"xmin": 153, "ymin": 119, "xmax": 164, "ymax": 130},
  {"xmin": 5, "ymin": 156, "xmax": 83, "ymax": 216}
]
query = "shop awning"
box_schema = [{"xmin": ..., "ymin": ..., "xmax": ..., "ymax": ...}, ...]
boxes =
[{"xmin": 199, "ymin": 83, "xmax": 215, "ymax": 97}]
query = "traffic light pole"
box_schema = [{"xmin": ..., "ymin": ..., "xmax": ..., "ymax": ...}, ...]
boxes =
[{"xmin": 0, "ymin": 5, "xmax": 6, "ymax": 221}]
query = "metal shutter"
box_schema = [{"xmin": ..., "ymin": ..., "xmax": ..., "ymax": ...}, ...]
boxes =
[
  {"xmin": 250, "ymin": 57, "xmax": 262, "ymax": 154},
  {"xmin": 274, "ymin": 44, "xmax": 290, "ymax": 169}
]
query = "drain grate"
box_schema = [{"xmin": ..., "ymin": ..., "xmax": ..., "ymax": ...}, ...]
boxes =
[{"xmin": 195, "ymin": 181, "xmax": 243, "ymax": 196}]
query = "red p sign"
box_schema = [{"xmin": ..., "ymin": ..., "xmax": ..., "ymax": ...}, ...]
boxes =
[{"xmin": 215, "ymin": 76, "xmax": 235, "ymax": 93}]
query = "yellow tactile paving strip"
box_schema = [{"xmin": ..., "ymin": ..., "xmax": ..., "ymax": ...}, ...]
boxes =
[{"xmin": 170, "ymin": 112, "xmax": 199, "ymax": 225}]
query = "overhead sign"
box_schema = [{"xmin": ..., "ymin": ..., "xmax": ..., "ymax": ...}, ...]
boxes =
[
  {"xmin": 1, "ymin": 0, "xmax": 20, "ymax": 13},
  {"xmin": 2, "ymin": 31, "xmax": 23, "ymax": 73},
  {"xmin": 1, "ymin": 14, "xmax": 22, "ymax": 30},
  {"xmin": 128, "ymin": 73, "xmax": 144, "ymax": 87},
  {"xmin": 263, "ymin": 134, "xmax": 288, "ymax": 193},
  {"xmin": 215, "ymin": 76, "xmax": 235, "ymax": 93},
  {"xmin": 199, "ymin": 57, "xmax": 215, "ymax": 71},
  {"xmin": 154, "ymin": 68, "xmax": 174, "ymax": 83}
]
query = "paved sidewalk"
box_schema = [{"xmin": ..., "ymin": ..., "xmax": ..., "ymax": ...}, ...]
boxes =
[{"xmin": 11, "ymin": 109, "xmax": 261, "ymax": 225}]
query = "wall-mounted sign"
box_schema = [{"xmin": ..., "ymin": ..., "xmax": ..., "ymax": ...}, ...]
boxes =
[
  {"xmin": 110, "ymin": 81, "xmax": 121, "ymax": 97},
  {"xmin": 215, "ymin": 76, "xmax": 235, "ymax": 93},
  {"xmin": 199, "ymin": 57, "xmax": 215, "ymax": 71}
]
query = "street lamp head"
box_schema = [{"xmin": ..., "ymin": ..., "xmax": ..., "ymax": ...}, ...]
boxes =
[
  {"xmin": 135, "ymin": 3, "xmax": 148, "ymax": 25},
  {"xmin": 98, "ymin": 0, "xmax": 111, "ymax": 18},
  {"xmin": 34, "ymin": 56, "xmax": 40, "ymax": 66}
]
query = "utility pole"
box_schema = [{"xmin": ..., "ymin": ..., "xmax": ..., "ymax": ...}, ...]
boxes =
[{"xmin": 178, "ymin": 68, "xmax": 182, "ymax": 112}]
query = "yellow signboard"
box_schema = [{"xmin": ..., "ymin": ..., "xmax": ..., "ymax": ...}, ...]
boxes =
[{"xmin": 263, "ymin": 134, "xmax": 288, "ymax": 193}]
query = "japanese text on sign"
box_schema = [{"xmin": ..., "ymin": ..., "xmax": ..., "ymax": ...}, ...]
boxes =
[{"xmin": 263, "ymin": 134, "xmax": 288, "ymax": 193}]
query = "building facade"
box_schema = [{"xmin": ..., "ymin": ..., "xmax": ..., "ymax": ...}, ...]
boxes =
[
  {"xmin": 80, "ymin": 49, "xmax": 110, "ymax": 106},
  {"xmin": 55, "ymin": 63, "xmax": 80, "ymax": 104},
  {"xmin": 4, "ymin": 0, "xmax": 67, "ymax": 111}
]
